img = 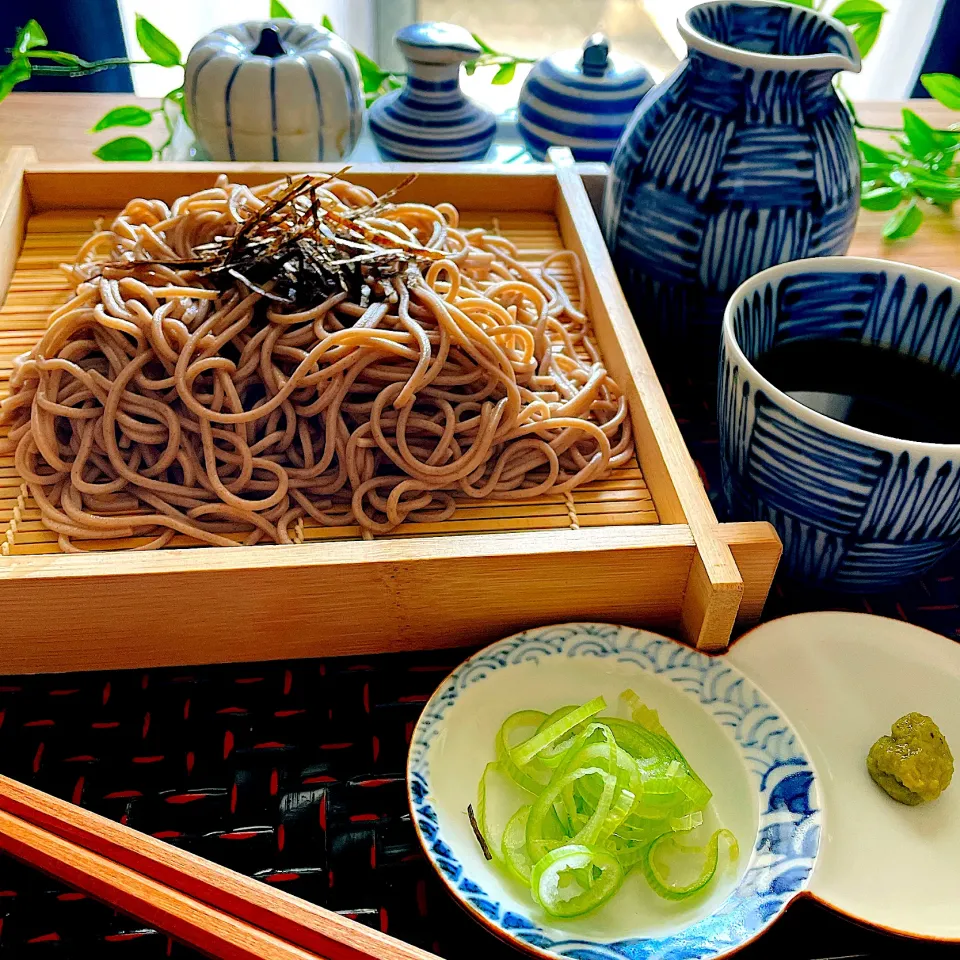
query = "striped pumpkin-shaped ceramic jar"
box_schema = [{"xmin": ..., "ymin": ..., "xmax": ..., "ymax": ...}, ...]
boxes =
[
  {"xmin": 368, "ymin": 22, "xmax": 496, "ymax": 162},
  {"xmin": 185, "ymin": 19, "xmax": 363, "ymax": 162},
  {"xmin": 518, "ymin": 34, "xmax": 653, "ymax": 162}
]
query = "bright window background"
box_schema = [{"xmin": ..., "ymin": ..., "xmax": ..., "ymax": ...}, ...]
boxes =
[
  {"xmin": 652, "ymin": 0, "xmax": 945, "ymax": 100},
  {"xmin": 122, "ymin": 0, "xmax": 946, "ymax": 104},
  {"xmin": 419, "ymin": 0, "xmax": 681, "ymax": 114},
  {"xmin": 425, "ymin": 0, "xmax": 948, "ymax": 104},
  {"xmin": 117, "ymin": 0, "xmax": 375, "ymax": 96}
]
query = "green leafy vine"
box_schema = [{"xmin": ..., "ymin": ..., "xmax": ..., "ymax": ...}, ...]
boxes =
[
  {"xmin": 787, "ymin": 0, "xmax": 960, "ymax": 239},
  {"xmin": 3, "ymin": 2, "xmax": 957, "ymax": 242},
  {"xmin": 0, "ymin": 16, "xmax": 185, "ymax": 160},
  {"xmin": 0, "ymin": 6, "xmax": 529, "ymax": 157}
]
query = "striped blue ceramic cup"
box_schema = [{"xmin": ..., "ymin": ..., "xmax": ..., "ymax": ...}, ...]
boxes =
[{"xmin": 719, "ymin": 257, "xmax": 960, "ymax": 591}]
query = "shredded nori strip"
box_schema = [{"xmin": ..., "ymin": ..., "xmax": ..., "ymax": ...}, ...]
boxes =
[
  {"xmin": 467, "ymin": 803, "xmax": 494, "ymax": 861},
  {"xmin": 99, "ymin": 170, "xmax": 438, "ymax": 321}
]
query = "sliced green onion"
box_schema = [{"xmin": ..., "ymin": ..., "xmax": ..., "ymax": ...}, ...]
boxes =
[
  {"xmin": 621, "ymin": 689, "xmax": 674, "ymax": 742},
  {"xmin": 534, "ymin": 706, "xmax": 586, "ymax": 766},
  {"xmin": 669, "ymin": 810, "xmax": 704, "ymax": 832},
  {"xmin": 614, "ymin": 816, "xmax": 675, "ymax": 844},
  {"xmin": 502, "ymin": 804, "xmax": 534, "ymax": 882},
  {"xmin": 610, "ymin": 837, "xmax": 651, "ymax": 871},
  {"xmin": 530, "ymin": 844, "xmax": 624, "ymax": 918},
  {"xmin": 511, "ymin": 696, "xmax": 606, "ymax": 768},
  {"xmin": 473, "ymin": 692, "xmax": 737, "ymax": 918},
  {"xmin": 496, "ymin": 711, "xmax": 550, "ymax": 793},
  {"xmin": 476, "ymin": 761, "xmax": 504, "ymax": 863},
  {"xmin": 527, "ymin": 764, "xmax": 608, "ymax": 862},
  {"xmin": 642, "ymin": 828, "xmax": 739, "ymax": 901},
  {"xmin": 597, "ymin": 787, "xmax": 636, "ymax": 843},
  {"xmin": 570, "ymin": 771, "xmax": 617, "ymax": 846}
]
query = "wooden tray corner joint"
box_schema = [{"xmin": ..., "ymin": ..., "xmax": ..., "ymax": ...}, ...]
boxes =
[{"xmin": 0, "ymin": 147, "xmax": 781, "ymax": 671}]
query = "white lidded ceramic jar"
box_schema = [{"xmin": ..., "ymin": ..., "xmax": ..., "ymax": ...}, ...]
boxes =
[{"xmin": 185, "ymin": 19, "xmax": 363, "ymax": 162}]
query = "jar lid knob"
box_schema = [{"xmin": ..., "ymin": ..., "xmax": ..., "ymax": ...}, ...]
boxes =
[
  {"xmin": 253, "ymin": 25, "xmax": 287, "ymax": 58},
  {"xmin": 580, "ymin": 33, "xmax": 610, "ymax": 77}
]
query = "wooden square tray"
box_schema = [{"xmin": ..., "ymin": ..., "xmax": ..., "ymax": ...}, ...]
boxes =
[{"xmin": 0, "ymin": 147, "xmax": 780, "ymax": 673}]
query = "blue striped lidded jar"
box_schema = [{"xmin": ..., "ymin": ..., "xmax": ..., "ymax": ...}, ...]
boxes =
[
  {"xmin": 518, "ymin": 34, "xmax": 653, "ymax": 163},
  {"xmin": 368, "ymin": 22, "xmax": 497, "ymax": 162}
]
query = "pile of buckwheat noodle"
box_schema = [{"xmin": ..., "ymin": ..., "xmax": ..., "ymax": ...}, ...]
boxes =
[{"xmin": 0, "ymin": 173, "xmax": 633, "ymax": 551}]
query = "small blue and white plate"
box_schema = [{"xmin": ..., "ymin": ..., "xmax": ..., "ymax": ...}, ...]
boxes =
[{"xmin": 407, "ymin": 623, "xmax": 820, "ymax": 960}]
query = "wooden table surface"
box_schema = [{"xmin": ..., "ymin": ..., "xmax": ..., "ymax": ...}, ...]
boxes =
[{"xmin": 0, "ymin": 92, "xmax": 958, "ymax": 274}]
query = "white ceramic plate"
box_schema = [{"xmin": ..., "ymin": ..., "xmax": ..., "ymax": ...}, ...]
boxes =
[
  {"xmin": 728, "ymin": 611, "xmax": 960, "ymax": 942},
  {"xmin": 407, "ymin": 623, "xmax": 820, "ymax": 960}
]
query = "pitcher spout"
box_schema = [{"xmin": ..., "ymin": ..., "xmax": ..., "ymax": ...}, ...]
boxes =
[{"xmin": 678, "ymin": 0, "xmax": 862, "ymax": 76}]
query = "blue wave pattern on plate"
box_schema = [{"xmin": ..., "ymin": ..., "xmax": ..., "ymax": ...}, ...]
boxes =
[
  {"xmin": 720, "ymin": 268, "xmax": 960, "ymax": 589},
  {"xmin": 602, "ymin": 1, "xmax": 859, "ymax": 368},
  {"xmin": 409, "ymin": 623, "xmax": 820, "ymax": 960}
]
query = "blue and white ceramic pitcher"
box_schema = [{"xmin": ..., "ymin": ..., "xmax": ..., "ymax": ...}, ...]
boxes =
[{"xmin": 603, "ymin": 0, "xmax": 861, "ymax": 372}]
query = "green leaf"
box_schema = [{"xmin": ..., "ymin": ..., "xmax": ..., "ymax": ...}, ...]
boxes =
[
  {"xmin": 832, "ymin": 0, "xmax": 886, "ymax": 18},
  {"xmin": 165, "ymin": 85, "xmax": 187, "ymax": 119},
  {"xmin": 354, "ymin": 48, "xmax": 382, "ymax": 73},
  {"xmin": 464, "ymin": 59, "xmax": 478, "ymax": 76},
  {"xmin": 135, "ymin": 15, "xmax": 181, "ymax": 67},
  {"xmin": 858, "ymin": 139, "xmax": 897, "ymax": 165},
  {"xmin": 921, "ymin": 73, "xmax": 960, "ymax": 111},
  {"xmin": 13, "ymin": 19, "xmax": 48, "ymax": 55},
  {"xmin": 852, "ymin": 18, "xmax": 881, "ymax": 58},
  {"xmin": 915, "ymin": 185, "xmax": 960, "ymax": 207},
  {"xmin": 354, "ymin": 48, "xmax": 389, "ymax": 94},
  {"xmin": 886, "ymin": 167, "xmax": 911, "ymax": 189},
  {"xmin": 492, "ymin": 62, "xmax": 516, "ymax": 85},
  {"xmin": 832, "ymin": 0, "xmax": 885, "ymax": 57},
  {"xmin": 882, "ymin": 199, "xmax": 923, "ymax": 240},
  {"xmin": 902, "ymin": 107, "xmax": 940, "ymax": 160},
  {"xmin": 471, "ymin": 33, "xmax": 497, "ymax": 55},
  {"xmin": 321, "ymin": 15, "xmax": 335, "ymax": 32},
  {"xmin": 900, "ymin": 173, "xmax": 960, "ymax": 206},
  {"xmin": 270, "ymin": 0, "xmax": 294, "ymax": 17},
  {"xmin": 0, "ymin": 58, "xmax": 31, "ymax": 100},
  {"xmin": 90, "ymin": 105, "xmax": 154, "ymax": 132},
  {"xmin": 861, "ymin": 185, "xmax": 903, "ymax": 210},
  {"xmin": 861, "ymin": 161, "xmax": 899, "ymax": 181},
  {"xmin": 93, "ymin": 135, "xmax": 155, "ymax": 161}
]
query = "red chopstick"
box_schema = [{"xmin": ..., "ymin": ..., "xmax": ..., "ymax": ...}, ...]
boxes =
[
  {"xmin": 0, "ymin": 775, "xmax": 440, "ymax": 960},
  {"xmin": 0, "ymin": 805, "xmax": 323, "ymax": 959}
]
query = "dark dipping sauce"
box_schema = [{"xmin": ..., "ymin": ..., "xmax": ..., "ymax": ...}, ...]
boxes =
[{"xmin": 753, "ymin": 339, "xmax": 960, "ymax": 444}]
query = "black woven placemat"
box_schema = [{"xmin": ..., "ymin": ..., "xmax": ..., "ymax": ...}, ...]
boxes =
[
  {"xmin": 0, "ymin": 651, "xmax": 954, "ymax": 958},
  {"xmin": 0, "ymin": 379, "xmax": 957, "ymax": 957}
]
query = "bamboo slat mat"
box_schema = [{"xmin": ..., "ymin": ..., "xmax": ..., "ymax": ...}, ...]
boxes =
[{"xmin": 0, "ymin": 209, "xmax": 657, "ymax": 555}]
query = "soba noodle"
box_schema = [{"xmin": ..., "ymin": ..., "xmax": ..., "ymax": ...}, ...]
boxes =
[{"xmin": 0, "ymin": 174, "xmax": 633, "ymax": 551}]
